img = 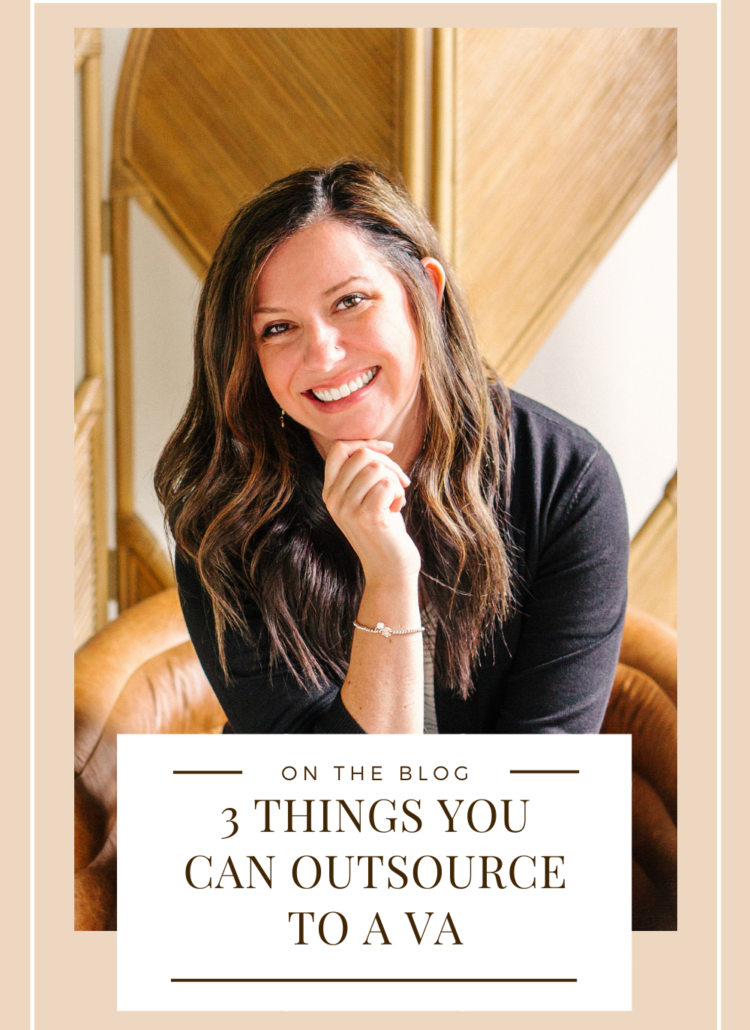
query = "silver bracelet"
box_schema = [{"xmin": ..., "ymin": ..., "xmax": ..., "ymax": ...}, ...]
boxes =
[{"xmin": 353, "ymin": 620, "xmax": 425, "ymax": 640}]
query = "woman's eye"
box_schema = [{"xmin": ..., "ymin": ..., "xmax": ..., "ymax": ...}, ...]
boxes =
[
  {"xmin": 262, "ymin": 322, "xmax": 291, "ymax": 339},
  {"xmin": 336, "ymin": 293, "xmax": 366, "ymax": 311}
]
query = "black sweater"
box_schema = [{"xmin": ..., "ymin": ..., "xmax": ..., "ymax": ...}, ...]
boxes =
[{"xmin": 176, "ymin": 391, "xmax": 629, "ymax": 734}]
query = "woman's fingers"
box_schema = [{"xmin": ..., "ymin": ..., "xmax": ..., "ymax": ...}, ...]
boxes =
[
  {"xmin": 325, "ymin": 440, "xmax": 409, "ymax": 491},
  {"xmin": 323, "ymin": 439, "xmax": 391, "ymax": 487},
  {"xmin": 364, "ymin": 478, "xmax": 405, "ymax": 517},
  {"xmin": 328, "ymin": 458, "xmax": 406, "ymax": 515},
  {"xmin": 323, "ymin": 441, "xmax": 410, "ymax": 503},
  {"xmin": 339, "ymin": 463, "xmax": 405, "ymax": 515}
]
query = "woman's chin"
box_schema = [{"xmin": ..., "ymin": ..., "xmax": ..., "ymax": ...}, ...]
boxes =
[
  {"xmin": 303, "ymin": 408, "xmax": 388, "ymax": 445},
  {"xmin": 307, "ymin": 423, "xmax": 384, "ymax": 451}
]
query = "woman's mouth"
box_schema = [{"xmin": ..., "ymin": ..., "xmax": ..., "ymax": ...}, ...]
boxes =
[{"xmin": 307, "ymin": 366, "xmax": 379, "ymax": 404}]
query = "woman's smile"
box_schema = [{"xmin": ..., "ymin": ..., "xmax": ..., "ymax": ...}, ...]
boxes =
[{"xmin": 307, "ymin": 365, "xmax": 379, "ymax": 405}]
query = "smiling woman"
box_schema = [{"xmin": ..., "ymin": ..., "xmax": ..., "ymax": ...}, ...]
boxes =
[{"xmin": 154, "ymin": 160, "xmax": 629, "ymax": 735}]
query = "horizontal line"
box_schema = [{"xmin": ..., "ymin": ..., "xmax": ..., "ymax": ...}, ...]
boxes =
[
  {"xmin": 172, "ymin": 770, "xmax": 243, "ymax": 775},
  {"xmin": 171, "ymin": 978, "xmax": 577, "ymax": 984},
  {"xmin": 509, "ymin": 770, "xmax": 579, "ymax": 774}
]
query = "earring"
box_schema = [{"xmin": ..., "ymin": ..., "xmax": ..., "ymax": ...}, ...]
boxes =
[{"xmin": 280, "ymin": 408, "xmax": 285, "ymax": 429}]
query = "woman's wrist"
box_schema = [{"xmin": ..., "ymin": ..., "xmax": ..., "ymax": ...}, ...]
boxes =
[
  {"xmin": 359, "ymin": 576, "xmax": 421, "ymax": 621},
  {"xmin": 356, "ymin": 576, "xmax": 422, "ymax": 637},
  {"xmin": 362, "ymin": 569, "xmax": 421, "ymax": 593},
  {"xmin": 344, "ymin": 572, "xmax": 424, "ymax": 735}
]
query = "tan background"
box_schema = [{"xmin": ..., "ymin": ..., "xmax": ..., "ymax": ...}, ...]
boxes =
[{"xmin": 10, "ymin": 0, "xmax": 737, "ymax": 1027}]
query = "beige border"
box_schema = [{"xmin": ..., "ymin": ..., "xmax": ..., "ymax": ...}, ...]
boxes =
[
  {"xmin": 722, "ymin": 0, "xmax": 747, "ymax": 1025},
  {"xmin": 7, "ymin": 2, "xmax": 30, "ymax": 1029},
  {"xmin": 27, "ymin": 2, "xmax": 724, "ymax": 1028}
]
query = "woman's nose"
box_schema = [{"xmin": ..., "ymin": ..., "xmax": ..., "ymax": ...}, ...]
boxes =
[{"xmin": 302, "ymin": 319, "xmax": 344, "ymax": 367}]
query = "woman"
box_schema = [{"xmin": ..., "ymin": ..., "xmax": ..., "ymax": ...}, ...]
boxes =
[{"xmin": 155, "ymin": 160, "xmax": 629, "ymax": 735}]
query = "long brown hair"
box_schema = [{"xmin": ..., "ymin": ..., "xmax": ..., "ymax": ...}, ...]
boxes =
[{"xmin": 155, "ymin": 160, "xmax": 514, "ymax": 699}]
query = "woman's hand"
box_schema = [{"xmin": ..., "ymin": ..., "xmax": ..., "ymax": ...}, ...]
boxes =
[
  {"xmin": 323, "ymin": 439, "xmax": 424, "ymax": 733},
  {"xmin": 322, "ymin": 439, "xmax": 421, "ymax": 584}
]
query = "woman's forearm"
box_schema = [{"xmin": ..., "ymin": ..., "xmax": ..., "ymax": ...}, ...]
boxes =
[{"xmin": 340, "ymin": 573, "xmax": 424, "ymax": 734}]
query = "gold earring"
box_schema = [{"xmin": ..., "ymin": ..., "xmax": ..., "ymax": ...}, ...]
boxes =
[{"xmin": 280, "ymin": 408, "xmax": 285, "ymax": 429}]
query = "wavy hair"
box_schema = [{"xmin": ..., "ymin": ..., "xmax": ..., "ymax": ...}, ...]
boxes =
[{"xmin": 155, "ymin": 160, "xmax": 514, "ymax": 700}]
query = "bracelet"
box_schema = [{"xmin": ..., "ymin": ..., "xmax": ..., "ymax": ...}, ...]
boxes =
[{"xmin": 353, "ymin": 620, "xmax": 425, "ymax": 640}]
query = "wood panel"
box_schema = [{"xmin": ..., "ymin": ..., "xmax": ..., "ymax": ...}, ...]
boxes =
[
  {"xmin": 629, "ymin": 473, "xmax": 677, "ymax": 630},
  {"xmin": 74, "ymin": 28, "xmax": 100, "ymax": 72},
  {"xmin": 117, "ymin": 512, "xmax": 176, "ymax": 611},
  {"xmin": 113, "ymin": 28, "xmax": 409, "ymax": 275},
  {"xmin": 80, "ymin": 41, "xmax": 104, "ymax": 381},
  {"xmin": 402, "ymin": 29, "xmax": 427, "ymax": 211},
  {"xmin": 75, "ymin": 32, "xmax": 108, "ymax": 647},
  {"xmin": 431, "ymin": 27, "xmax": 455, "ymax": 256},
  {"xmin": 447, "ymin": 27, "xmax": 677, "ymax": 383},
  {"xmin": 74, "ymin": 376, "xmax": 106, "ymax": 649},
  {"xmin": 110, "ymin": 194, "xmax": 134, "ymax": 519}
]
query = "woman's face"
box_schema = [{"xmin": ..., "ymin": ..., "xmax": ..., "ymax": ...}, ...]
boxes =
[{"xmin": 252, "ymin": 220, "xmax": 431, "ymax": 463}]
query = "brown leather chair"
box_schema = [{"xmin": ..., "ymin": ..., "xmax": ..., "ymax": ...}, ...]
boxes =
[
  {"xmin": 602, "ymin": 607, "xmax": 677, "ymax": 930},
  {"xmin": 74, "ymin": 590, "xmax": 676, "ymax": 931},
  {"xmin": 74, "ymin": 589, "xmax": 225, "ymax": 931}
]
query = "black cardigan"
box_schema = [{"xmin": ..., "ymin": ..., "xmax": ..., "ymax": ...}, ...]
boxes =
[{"xmin": 176, "ymin": 391, "xmax": 629, "ymax": 734}]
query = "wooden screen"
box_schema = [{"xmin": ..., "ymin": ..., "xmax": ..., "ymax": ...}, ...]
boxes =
[
  {"xmin": 629, "ymin": 474, "xmax": 678, "ymax": 629},
  {"xmin": 112, "ymin": 28, "xmax": 413, "ymax": 275},
  {"xmin": 441, "ymin": 27, "xmax": 677, "ymax": 384}
]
